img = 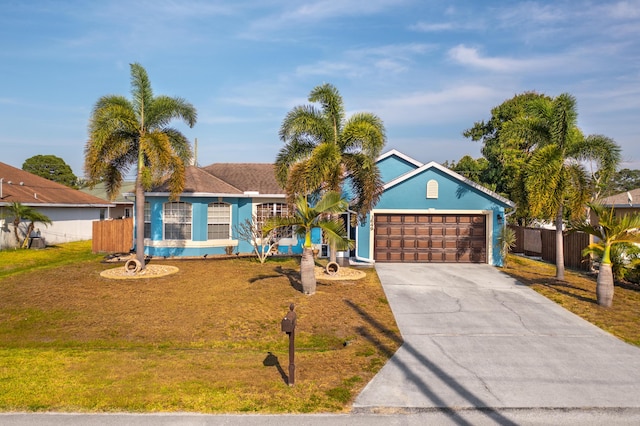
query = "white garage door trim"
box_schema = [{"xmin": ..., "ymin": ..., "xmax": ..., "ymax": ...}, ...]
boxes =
[{"xmin": 369, "ymin": 209, "xmax": 494, "ymax": 264}]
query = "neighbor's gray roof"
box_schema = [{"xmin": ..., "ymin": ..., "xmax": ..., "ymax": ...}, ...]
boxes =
[
  {"xmin": 598, "ymin": 188, "xmax": 640, "ymax": 207},
  {"xmin": 81, "ymin": 181, "xmax": 136, "ymax": 203}
]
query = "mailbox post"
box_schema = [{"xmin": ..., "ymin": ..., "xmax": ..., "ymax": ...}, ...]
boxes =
[{"xmin": 281, "ymin": 303, "xmax": 296, "ymax": 386}]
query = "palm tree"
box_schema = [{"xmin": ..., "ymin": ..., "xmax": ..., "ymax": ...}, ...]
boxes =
[
  {"xmin": 510, "ymin": 93, "xmax": 591, "ymax": 280},
  {"xmin": 7, "ymin": 202, "xmax": 52, "ymax": 246},
  {"xmin": 571, "ymin": 202, "xmax": 640, "ymax": 307},
  {"xmin": 262, "ymin": 191, "xmax": 353, "ymax": 295},
  {"xmin": 276, "ymin": 83, "xmax": 386, "ymax": 263},
  {"xmin": 84, "ymin": 63, "xmax": 197, "ymax": 269}
]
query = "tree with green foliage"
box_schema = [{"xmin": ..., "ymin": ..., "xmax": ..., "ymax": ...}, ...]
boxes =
[
  {"xmin": 575, "ymin": 134, "xmax": 621, "ymax": 202},
  {"xmin": 464, "ymin": 92, "xmax": 551, "ymax": 222},
  {"xmin": 276, "ymin": 83, "xmax": 386, "ymax": 263},
  {"xmin": 571, "ymin": 202, "xmax": 640, "ymax": 307},
  {"xmin": 507, "ymin": 93, "xmax": 621, "ymax": 280},
  {"xmin": 262, "ymin": 191, "xmax": 352, "ymax": 295},
  {"xmin": 605, "ymin": 169, "xmax": 640, "ymax": 195},
  {"xmin": 84, "ymin": 63, "xmax": 197, "ymax": 269},
  {"xmin": 23, "ymin": 155, "xmax": 78, "ymax": 188},
  {"xmin": 449, "ymin": 155, "xmax": 491, "ymax": 187},
  {"xmin": 7, "ymin": 202, "xmax": 52, "ymax": 247}
]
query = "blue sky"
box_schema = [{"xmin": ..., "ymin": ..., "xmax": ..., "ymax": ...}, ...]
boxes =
[{"xmin": 1, "ymin": 0, "xmax": 639, "ymax": 179}]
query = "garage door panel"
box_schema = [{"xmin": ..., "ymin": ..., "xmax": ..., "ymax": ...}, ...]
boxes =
[{"xmin": 375, "ymin": 214, "xmax": 486, "ymax": 263}]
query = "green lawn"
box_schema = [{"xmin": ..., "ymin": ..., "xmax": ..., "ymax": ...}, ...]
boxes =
[{"xmin": 0, "ymin": 242, "xmax": 401, "ymax": 413}]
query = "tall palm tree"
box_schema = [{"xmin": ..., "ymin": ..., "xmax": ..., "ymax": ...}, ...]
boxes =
[
  {"xmin": 571, "ymin": 203, "xmax": 640, "ymax": 307},
  {"xmin": 84, "ymin": 63, "xmax": 197, "ymax": 269},
  {"xmin": 276, "ymin": 83, "xmax": 386, "ymax": 263},
  {"xmin": 512, "ymin": 93, "xmax": 591, "ymax": 280},
  {"xmin": 263, "ymin": 191, "xmax": 353, "ymax": 295},
  {"xmin": 7, "ymin": 202, "xmax": 52, "ymax": 246}
]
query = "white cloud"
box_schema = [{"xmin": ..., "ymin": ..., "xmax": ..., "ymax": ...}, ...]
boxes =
[
  {"xmin": 448, "ymin": 44, "xmax": 565, "ymax": 73},
  {"xmin": 409, "ymin": 22, "xmax": 455, "ymax": 32}
]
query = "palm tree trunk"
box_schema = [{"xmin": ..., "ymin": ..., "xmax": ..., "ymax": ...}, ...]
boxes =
[
  {"xmin": 596, "ymin": 263, "xmax": 614, "ymax": 307},
  {"xmin": 555, "ymin": 206, "xmax": 565, "ymax": 281},
  {"xmin": 300, "ymin": 247, "xmax": 317, "ymax": 295},
  {"xmin": 135, "ymin": 178, "xmax": 146, "ymax": 270}
]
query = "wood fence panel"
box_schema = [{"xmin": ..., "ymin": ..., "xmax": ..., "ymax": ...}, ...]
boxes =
[
  {"xmin": 540, "ymin": 229, "xmax": 591, "ymax": 271},
  {"xmin": 508, "ymin": 225, "xmax": 524, "ymax": 253},
  {"xmin": 92, "ymin": 218, "xmax": 133, "ymax": 254},
  {"xmin": 510, "ymin": 226, "xmax": 591, "ymax": 272}
]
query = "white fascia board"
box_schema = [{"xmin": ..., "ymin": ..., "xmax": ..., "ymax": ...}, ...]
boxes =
[
  {"xmin": 142, "ymin": 192, "xmax": 286, "ymax": 199},
  {"xmin": 0, "ymin": 202, "xmax": 115, "ymax": 208},
  {"xmin": 376, "ymin": 149, "xmax": 423, "ymax": 167}
]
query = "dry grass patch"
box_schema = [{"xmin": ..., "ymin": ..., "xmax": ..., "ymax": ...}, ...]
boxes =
[
  {"xmin": 0, "ymin": 244, "xmax": 401, "ymax": 413},
  {"xmin": 502, "ymin": 254, "xmax": 640, "ymax": 346}
]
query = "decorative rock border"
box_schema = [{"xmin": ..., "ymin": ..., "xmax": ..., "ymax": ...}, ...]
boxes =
[{"xmin": 100, "ymin": 264, "xmax": 179, "ymax": 280}]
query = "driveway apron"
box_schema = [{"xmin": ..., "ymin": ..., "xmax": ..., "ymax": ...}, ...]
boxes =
[{"xmin": 353, "ymin": 264, "xmax": 640, "ymax": 411}]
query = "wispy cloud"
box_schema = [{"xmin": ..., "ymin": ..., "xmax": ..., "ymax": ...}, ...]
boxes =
[
  {"xmin": 448, "ymin": 44, "xmax": 565, "ymax": 73},
  {"xmin": 295, "ymin": 42, "xmax": 434, "ymax": 78},
  {"xmin": 409, "ymin": 22, "xmax": 456, "ymax": 32},
  {"xmin": 240, "ymin": 0, "xmax": 406, "ymax": 39}
]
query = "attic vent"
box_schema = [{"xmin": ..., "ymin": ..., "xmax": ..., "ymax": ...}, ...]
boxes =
[{"xmin": 426, "ymin": 179, "xmax": 438, "ymax": 199}]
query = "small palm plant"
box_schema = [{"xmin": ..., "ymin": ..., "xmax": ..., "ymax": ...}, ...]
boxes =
[
  {"xmin": 570, "ymin": 202, "xmax": 640, "ymax": 307},
  {"xmin": 7, "ymin": 202, "xmax": 52, "ymax": 247},
  {"xmin": 497, "ymin": 226, "xmax": 517, "ymax": 268},
  {"xmin": 263, "ymin": 191, "xmax": 353, "ymax": 295}
]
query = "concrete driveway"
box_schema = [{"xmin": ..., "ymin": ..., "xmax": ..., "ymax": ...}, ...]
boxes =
[{"xmin": 353, "ymin": 264, "xmax": 640, "ymax": 413}]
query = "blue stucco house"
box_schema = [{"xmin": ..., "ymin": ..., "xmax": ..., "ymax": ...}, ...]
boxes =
[{"xmin": 139, "ymin": 149, "xmax": 514, "ymax": 266}]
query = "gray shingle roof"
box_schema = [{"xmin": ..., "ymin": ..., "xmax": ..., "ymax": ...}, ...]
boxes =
[
  {"xmin": 201, "ymin": 163, "xmax": 285, "ymax": 194},
  {"xmin": 598, "ymin": 188, "xmax": 640, "ymax": 207}
]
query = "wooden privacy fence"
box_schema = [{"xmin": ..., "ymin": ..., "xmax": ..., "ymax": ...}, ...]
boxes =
[
  {"xmin": 508, "ymin": 225, "xmax": 592, "ymax": 271},
  {"xmin": 92, "ymin": 218, "xmax": 133, "ymax": 254}
]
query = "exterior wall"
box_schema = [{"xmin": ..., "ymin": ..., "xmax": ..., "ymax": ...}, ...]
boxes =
[
  {"xmin": 355, "ymin": 168, "xmax": 508, "ymax": 266},
  {"xmin": 0, "ymin": 206, "xmax": 103, "ymax": 249},
  {"xmin": 377, "ymin": 155, "xmax": 419, "ymax": 183},
  {"xmin": 142, "ymin": 196, "xmax": 303, "ymax": 258}
]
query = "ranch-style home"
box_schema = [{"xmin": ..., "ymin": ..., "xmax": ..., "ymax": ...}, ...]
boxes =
[
  {"xmin": 141, "ymin": 149, "xmax": 514, "ymax": 266},
  {"xmin": 0, "ymin": 161, "xmax": 114, "ymax": 249}
]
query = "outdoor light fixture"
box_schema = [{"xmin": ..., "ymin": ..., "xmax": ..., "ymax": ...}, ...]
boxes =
[{"xmin": 497, "ymin": 214, "xmax": 503, "ymax": 225}]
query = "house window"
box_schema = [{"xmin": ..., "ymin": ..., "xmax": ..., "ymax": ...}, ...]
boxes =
[
  {"xmin": 144, "ymin": 202, "xmax": 151, "ymax": 238},
  {"xmin": 256, "ymin": 202, "xmax": 294, "ymax": 239},
  {"xmin": 426, "ymin": 179, "xmax": 439, "ymax": 199},
  {"xmin": 208, "ymin": 202, "xmax": 231, "ymax": 239},
  {"xmin": 164, "ymin": 201, "xmax": 192, "ymax": 240},
  {"xmin": 124, "ymin": 208, "xmax": 131, "ymax": 218}
]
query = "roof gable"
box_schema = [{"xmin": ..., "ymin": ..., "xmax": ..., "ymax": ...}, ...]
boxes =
[
  {"xmin": 376, "ymin": 149, "xmax": 423, "ymax": 184},
  {"xmin": 384, "ymin": 161, "xmax": 514, "ymax": 207},
  {"xmin": 0, "ymin": 162, "xmax": 112, "ymax": 206}
]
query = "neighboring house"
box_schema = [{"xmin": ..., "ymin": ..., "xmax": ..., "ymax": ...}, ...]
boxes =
[
  {"xmin": 141, "ymin": 149, "xmax": 514, "ymax": 266},
  {"xmin": 592, "ymin": 189, "xmax": 640, "ymax": 223},
  {"xmin": 81, "ymin": 181, "xmax": 135, "ymax": 219},
  {"xmin": 0, "ymin": 162, "xmax": 114, "ymax": 249}
]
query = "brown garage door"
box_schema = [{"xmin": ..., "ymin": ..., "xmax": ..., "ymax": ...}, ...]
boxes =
[{"xmin": 374, "ymin": 214, "xmax": 486, "ymax": 263}]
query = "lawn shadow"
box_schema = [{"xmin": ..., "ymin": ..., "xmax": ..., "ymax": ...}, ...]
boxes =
[
  {"xmin": 263, "ymin": 351, "xmax": 289, "ymax": 385},
  {"xmin": 345, "ymin": 299, "xmax": 518, "ymax": 426},
  {"xmin": 274, "ymin": 266, "xmax": 303, "ymax": 293},
  {"xmin": 248, "ymin": 274, "xmax": 282, "ymax": 284}
]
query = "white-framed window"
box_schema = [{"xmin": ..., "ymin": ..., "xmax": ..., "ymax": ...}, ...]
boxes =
[
  {"xmin": 208, "ymin": 202, "xmax": 231, "ymax": 239},
  {"xmin": 144, "ymin": 202, "xmax": 151, "ymax": 238},
  {"xmin": 164, "ymin": 201, "xmax": 192, "ymax": 240},
  {"xmin": 256, "ymin": 202, "xmax": 294, "ymax": 239},
  {"xmin": 426, "ymin": 179, "xmax": 439, "ymax": 199}
]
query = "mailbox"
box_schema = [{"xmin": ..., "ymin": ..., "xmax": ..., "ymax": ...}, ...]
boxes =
[{"xmin": 281, "ymin": 303, "xmax": 296, "ymax": 333}]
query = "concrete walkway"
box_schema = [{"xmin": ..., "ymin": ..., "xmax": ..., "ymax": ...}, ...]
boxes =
[{"xmin": 353, "ymin": 263, "xmax": 640, "ymax": 417}]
